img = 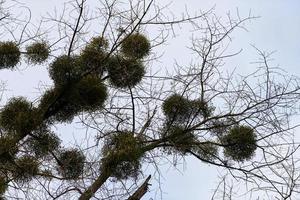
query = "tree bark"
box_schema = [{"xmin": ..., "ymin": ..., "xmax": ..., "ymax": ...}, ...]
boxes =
[
  {"xmin": 78, "ymin": 171, "xmax": 110, "ymax": 200},
  {"xmin": 127, "ymin": 175, "xmax": 151, "ymax": 200}
]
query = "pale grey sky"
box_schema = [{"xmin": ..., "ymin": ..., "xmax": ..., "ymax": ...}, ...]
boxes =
[{"xmin": 1, "ymin": 0, "xmax": 300, "ymax": 199}]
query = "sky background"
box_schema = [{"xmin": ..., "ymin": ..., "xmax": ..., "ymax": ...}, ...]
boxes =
[{"xmin": 1, "ymin": 0, "xmax": 300, "ymax": 199}]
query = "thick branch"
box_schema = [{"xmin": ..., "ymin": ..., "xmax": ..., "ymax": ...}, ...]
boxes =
[
  {"xmin": 127, "ymin": 175, "xmax": 151, "ymax": 200},
  {"xmin": 78, "ymin": 171, "xmax": 110, "ymax": 200}
]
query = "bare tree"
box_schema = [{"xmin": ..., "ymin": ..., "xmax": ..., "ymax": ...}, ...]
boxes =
[{"xmin": 0, "ymin": 0, "xmax": 300, "ymax": 200}]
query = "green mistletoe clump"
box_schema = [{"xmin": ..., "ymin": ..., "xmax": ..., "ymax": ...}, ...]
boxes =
[
  {"xmin": 221, "ymin": 125, "xmax": 257, "ymax": 162},
  {"xmin": 26, "ymin": 42, "xmax": 50, "ymax": 64},
  {"xmin": 0, "ymin": 41, "xmax": 21, "ymax": 69}
]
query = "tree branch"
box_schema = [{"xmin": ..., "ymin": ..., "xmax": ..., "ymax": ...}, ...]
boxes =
[{"xmin": 127, "ymin": 175, "xmax": 151, "ymax": 200}]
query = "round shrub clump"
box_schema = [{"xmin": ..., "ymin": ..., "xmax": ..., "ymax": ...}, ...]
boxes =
[
  {"xmin": 0, "ymin": 41, "xmax": 20, "ymax": 69},
  {"xmin": 162, "ymin": 95, "xmax": 213, "ymax": 123},
  {"xmin": 190, "ymin": 99, "xmax": 213, "ymax": 118},
  {"xmin": 0, "ymin": 176, "xmax": 8, "ymax": 195},
  {"xmin": 163, "ymin": 125, "xmax": 196, "ymax": 154},
  {"xmin": 39, "ymin": 87, "xmax": 83, "ymax": 123},
  {"xmin": 49, "ymin": 55, "xmax": 83, "ymax": 86},
  {"xmin": 107, "ymin": 56, "xmax": 145, "ymax": 88},
  {"xmin": 39, "ymin": 76, "xmax": 107, "ymax": 123},
  {"xmin": 0, "ymin": 136, "xmax": 18, "ymax": 164},
  {"xmin": 57, "ymin": 149, "xmax": 85, "ymax": 179},
  {"xmin": 108, "ymin": 158, "xmax": 141, "ymax": 180},
  {"xmin": 80, "ymin": 36, "xmax": 108, "ymax": 73},
  {"xmin": 121, "ymin": 33, "xmax": 150, "ymax": 59},
  {"xmin": 0, "ymin": 97, "xmax": 41, "ymax": 135},
  {"xmin": 83, "ymin": 36, "xmax": 108, "ymax": 51},
  {"xmin": 162, "ymin": 94, "xmax": 190, "ymax": 122},
  {"xmin": 221, "ymin": 125, "xmax": 257, "ymax": 162},
  {"xmin": 71, "ymin": 75, "xmax": 107, "ymax": 112},
  {"xmin": 101, "ymin": 131, "xmax": 144, "ymax": 180},
  {"xmin": 25, "ymin": 42, "xmax": 50, "ymax": 64},
  {"xmin": 27, "ymin": 128, "xmax": 60, "ymax": 157},
  {"xmin": 13, "ymin": 155, "xmax": 39, "ymax": 183}
]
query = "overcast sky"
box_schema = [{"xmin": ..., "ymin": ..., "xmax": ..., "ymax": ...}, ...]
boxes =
[{"xmin": 1, "ymin": 0, "xmax": 300, "ymax": 199}]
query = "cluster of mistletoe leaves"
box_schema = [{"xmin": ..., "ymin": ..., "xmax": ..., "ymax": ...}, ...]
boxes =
[
  {"xmin": 161, "ymin": 125, "xmax": 198, "ymax": 154},
  {"xmin": 161, "ymin": 94, "xmax": 216, "ymax": 156},
  {"xmin": 101, "ymin": 131, "xmax": 145, "ymax": 180},
  {"xmin": 161, "ymin": 94, "xmax": 257, "ymax": 162},
  {"xmin": 25, "ymin": 42, "xmax": 50, "ymax": 64},
  {"xmin": 57, "ymin": 149, "xmax": 85, "ymax": 180},
  {"xmin": 0, "ymin": 32, "xmax": 151, "ymax": 195},
  {"xmin": 0, "ymin": 42, "xmax": 21, "ymax": 69},
  {"xmin": 220, "ymin": 125, "xmax": 257, "ymax": 162},
  {"xmin": 26, "ymin": 126, "xmax": 61, "ymax": 158},
  {"xmin": 162, "ymin": 94, "xmax": 213, "ymax": 122}
]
